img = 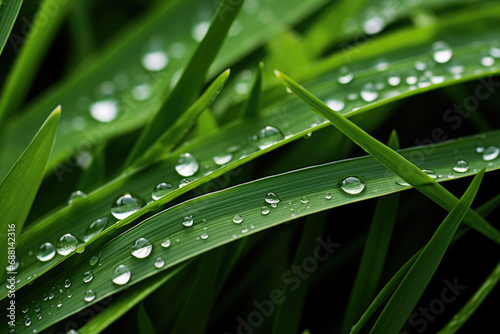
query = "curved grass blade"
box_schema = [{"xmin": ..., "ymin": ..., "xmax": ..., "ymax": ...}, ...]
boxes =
[
  {"xmin": 130, "ymin": 69, "xmax": 231, "ymax": 169},
  {"xmin": 0, "ymin": 0, "xmax": 74, "ymax": 124},
  {"xmin": 77, "ymin": 263, "xmax": 187, "ymax": 334},
  {"xmin": 3, "ymin": 132, "xmax": 499, "ymax": 333},
  {"xmin": 341, "ymin": 131, "xmax": 400, "ymax": 333},
  {"xmin": 138, "ymin": 302, "xmax": 157, "ymax": 334},
  {"xmin": 0, "ymin": 0, "xmax": 23, "ymax": 56},
  {"xmin": 125, "ymin": 0, "xmax": 245, "ymax": 164},
  {"xmin": 274, "ymin": 70, "xmax": 500, "ymax": 244},
  {"xmin": 0, "ymin": 106, "xmax": 60, "ymax": 275},
  {"xmin": 437, "ymin": 260, "xmax": 500, "ymax": 333},
  {"xmin": 271, "ymin": 215, "xmax": 326, "ymax": 334},
  {"xmin": 370, "ymin": 168, "xmax": 485, "ymax": 333}
]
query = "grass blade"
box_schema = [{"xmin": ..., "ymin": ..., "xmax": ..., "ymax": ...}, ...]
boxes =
[
  {"xmin": 0, "ymin": 0, "xmax": 23, "ymax": 56},
  {"xmin": 437, "ymin": 260, "xmax": 500, "ymax": 334},
  {"xmin": 274, "ymin": 70, "xmax": 500, "ymax": 245},
  {"xmin": 341, "ymin": 131, "xmax": 400, "ymax": 333},
  {"xmin": 370, "ymin": 169, "xmax": 485, "ymax": 333},
  {"xmin": 138, "ymin": 302, "xmax": 157, "ymax": 334},
  {"xmin": 241, "ymin": 62, "xmax": 263, "ymax": 119},
  {"xmin": 77, "ymin": 142, "xmax": 106, "ymax": 192},
  {"xmin": 0, "ymin": 106, "xmax": 60, "ymax": 274},
  {"xmin": 126, "ymin": 0, "xmax": 245, "ymax": 164}
]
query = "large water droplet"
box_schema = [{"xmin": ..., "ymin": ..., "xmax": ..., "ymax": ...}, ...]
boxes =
[
  {"xmin": 84, "ymin": 289, "xmax": 96, "ymax": 302},
  {"xmin": 233, "ymin": 214, "xmax": 243, "ymax": 224},
  {"xmin": 161, "ymin": 238, "xmax": 171, "ymax": 248},
  {"xmin": 152, "ymin": 182, "xmax": 174, "ymax": 200},
  {"xmin": 261, "ymin": 206, "xmax": 270, "ymax": 215},
  {"xmin": 64, "ymin": 279, "xmax": 72, "ymax": 288},
  {"xmin": 213, "ymin": 153, "xmax": 233, "ymax": 165},
  {"xmin": 480, "ymin": 56, "xmax": 495, "ymax": 67},
  {"xmin": 131, "ymin": 238, "xmax": 152, "ymax": 259},
  {"xmin": 337, "ymin": 67, "xmax": 354, "ymax": 84},
  {"xmin": 489, "ymin": 47, "xmax": 500, "ymax": 58},
  {"xmin": 483, "ymin": 146, "xmax": 499, "ymax": 161},
  {"xmin": 25, "ymin": 318, "xmax": 32, "ymax": 326},
  {"xmin": 360, "ymin": 83, "xmax": 379, "ymax": 102},
  {"xmin": 90, "ymin": 100, "xmax": 118, "ymax": 123},
  {"xmin": 388, "ymin": 75, "xmax": 401, "ymax": 86},
  {"xmin": 83, "ymin": 270, "xmax": 94, "ymax": 283},
  {"xmin": 154, "ymin": 257, "xmax": 165, "ymax": 268},
  {"xmin": 453, "ymin": 160, "xmax": 470, "ymax": 173},
  {"xmin": 111, "ymin": 193, "xmax": 144, "ymax": 220},
  {"xmin": 175, "ymin": 153, "xmax": 200, "ymax": 177},
  {"xmin": 255, "ymin": 126, "xmax": 284, "ymax": 149},
  {"xmin": 56, "ymin": 234, "xmax": 79, "ymax": 256},
  {"xmin": 84, "ymin": 218, "xmax": 109, "ymax": 242},
  {"xmin": 301, "ymin": 196, "xmax": 309, "ymax": 204},
  {"xmin": 326, "ymin": 99, "xmax": 345, "ymax": 111},
  {"xmin": 183, "ymin": 215, "xmax": 194, "ymax": 227},
  {"xmin": 325, "ymin": 192, "xmax": 332, "ymax": 200},
  {"xmin": 265, "ymin": 192, "xmax": 280, "ymax": 207},
  {"xmin": 112, "ymin": 265, "xmax": 131, "ymax": 285},
  {"xmin": 68, "ymin": 190, "xmax": 86, "ymax": 204},
  {"xmin": 340, "ymin": 176, "xmax": 365, "ymax": 194},
  {"xmin": 423, "ymin": 169, "xmax": 438, "ymax": 179},
  {"xmin": 142, "ymin": 51, "xmax": 168, "ymax": 71},
  {"xmin": 432, "ymin": 41, "xmax": 453, "ymax": 63}
]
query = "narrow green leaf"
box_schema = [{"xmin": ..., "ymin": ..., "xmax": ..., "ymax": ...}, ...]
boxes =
[
  {"xmin": 437, "ymin": 260, "xmax": 500, "ymax": 334},
  {"xmin": 274, "ymin": 70, "xmax": 500, "ymax": 245},
  {"xmin": 0, "ymin": 0, "xmax": 23, "ymax": 56},
  {"xmin": 126, "ymin": 0, "xmax": 245, "ymax": 163},
  {"xmin": 341, "ymin": 133, "xmax": 400, "ymax": 333},
  {"xmin": 129, "ymin": 69, "xmax": 230, "ymax": 169},
  {"xmin": 0, "ymin": 0, "xmax": 74, "ymax": 123},
  {"xmin": 138, "ymin": 302, "xmax": 157, "ymax": 334},
  {"xmin": 241, "ymin": 62, "xmax": 263, "ymax": 119},
  {"xmin": 0, "ymin": 106, "xmax": 60, "ymax": 274},
  {"xmin": 78, "ymin": 263, "xmax": 187, "ymax": 334},
  {"xmin": 370, "ymin": 169, "xmax": 485, "ymax": 333},
  {"xmin": 76, "ymin": 142, "xmax": 106, "ymax": 192}
]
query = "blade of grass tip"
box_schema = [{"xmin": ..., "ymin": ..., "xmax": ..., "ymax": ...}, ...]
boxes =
[
  {"xmin": 76, "ymin": 141, "xmax": 106, "ymax": 192},
  {"xmin": 0, "ymin": 106, "xmax": 60, "ymax": 276},
  {"xmin": 274, "ymin": 70, "xmax": 500, "ymax": 245},
  {"xmin": 437, "ymin": 260, "xmax": 500, "ymax": 334},
  {"xmin": 77, "ymin": 263, "xmax": 188, "ymax": 334},
  {"xmin": 370, "ymin": 169, "xmax": 485, "ymax": 334},
  {"xmin": 0, "ymin": 0, "xmax": 23, "ymax": 56},
  {"xmin": 0, "ymin": 0, "xmax": 74, "ymax": 124},
  {"xmin": 171, "ymin": 249, "xmax": 224, "ymax": 334},
  {"xmin": 350, "ymin": 189, "xmax": 500, "ymax": 334},
  {"xmin": 241, "ymin": 62, "xmax": 263, "ymax": 119},
  {"xmin": 271, "ymin": 215, "xmax": 326, "ymax": 334},
  {"xmin": 125, "ymin": 0, "xmax": 245, "ymax": 165},
  {"xmin": 138, "ymin": 302, "xmax": 157, "ymax": 334},
  {"xmin": 129, "ymin": 69, "xmax": 231, "ymax": 169},
  {"xmin": 341, "ymin": 131, "xmax": 400, "ymax": 333}
]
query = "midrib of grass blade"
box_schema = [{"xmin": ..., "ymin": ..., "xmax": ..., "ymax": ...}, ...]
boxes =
[
  {"xmin": 437, "ymin": 260, "xmax": 500, "ymax": 333},
  {"xmin": 0, "ymin": 0, "xmax": 74, "ymax": 124},
  {"xmin": 0, "ymin": 106, "xmax": 60, "ymax": 275},
  {"xmin": 77, "ymin": 263, "xmax": 187, "ymax": 334},
  {"xmin": 274, "ymin": 70, "xmax": 500, "ymax": 245},
  {"xmin": 129, "ymin": 69, "xmax": 231, "ymax": 170},
  {"xmin": 370, "ymin": 169, "xmax": 485, "ymax": 333},
  {"xmin": 138, "ymin": 302, "xmax": 157, "ymax": 334},
  {"xmin": 341, "ymin": 132, "xmax": 400, "ymax": 333},
  {"xmin": 125, "ymin": 0, "xmax": 245, "ymax": 165},
  {"xmin": 271, "ymin": 215, "xmax": 326, "ymax": 334},
  {"xmin": 0, "ymin": 0, "xmax": 23, "ymax": 56}
]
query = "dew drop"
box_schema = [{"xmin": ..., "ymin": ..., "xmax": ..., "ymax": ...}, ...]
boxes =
[
  {"xmin": 255, "ymin": 126, "xmax": 284, "ymax": 149},
  {"xmin": 432, "ymin": 41, "xmax": 453, "ymax": 63},
  {"xmin": 261, "ymin": 206, "xmax": 270, "ymax": 215},
  {"xmin": 141, "ymin": 51, "xmax": 168, "ymax": 71},
  {"xmin": 112, "ymin": 265, "xmax": 131, "ymax": 285},
  {"xmin": 340, "ymin": 176, "xmax": 365, "ymax": 194},
  {"xmin": 175, "ymin": 153, "xmax": 200, "ymax": 177},
  {"xmin": 56, "ymin": 234, "xmax": 79, "ymax": 256},
  {"xmin": 90, "ymin": 252, "xmax": 101, "ymax": 266},
  {"xmin": 325, "ymin": 192, "xmax": 332, "ymax": 200},
  {"xmin": 64, "ymin": 279, "xmax": 72, "ymax": 288},
  {"xmin": 233, "ymin": 214, "xmax": 243, "ymax": 224},
  {"xmin": 34, "ymin": 305, "xmax": 41, "ymax": 312},
  {"xmin": 83, "ymin": 270, "xmax": 94, "ymax": 283},
  {"xmin": 489, "ymin": 47, "xmax": 500, "ymax": 58},
  {"xmin": 183, "ymin": 215, "xmax": 194, "ymax": 227},
  {"xmin": 161, "ymin": 238, "xmax": 171, "ymax": 248},
  {"xmin": 49, "ymin": 292, "xmax": 55, "ymax": 300},
  {"xmin": 476, "ymin": 146, "xmax": 485, "ymax": 153},
  {"xmin": 388, "ymin": 75, "xmax": 401, "ymax": 86},
  {"xmin": 152, "ymin": 182, "xmax": 174, "ymax": 200},
  {"xmin": 192, "ymin": 21, "xmax": 210, "ymax": 42},
  {"xmin": 131, "ymin": 238, "xmax": 152, "ymax": 259},
  {"xmin": 200, "ymin": 233, "xmax": 209, "ymax": 240},
  {"xmin": 363, "ymin": 17, "xmax": 384, "ymax": 35},
  {"xmin": 453, "ymin": 160, "xmax": 470, "ymax": 173},
  {"xmin": 338, "ymin": 67, "xmax": 354, "ymax": 84},
  {"xmin": 241, "ymin": 228, "xmax": 249, "ymax": 234},
  {"xmin": 68, "ymin": 190, "xmax": 86, "ymax": 204},
  {"xmin": 154, "ymin": 257, "xmax": 165, "ymax": 268},
  {"xmin": 90, "ymin": 100, "xmax": 118, "ymax": 123},
  {"xmin": 213, "ymin": 153, "xmax": 233, "ymax": 165},
  {"xmin": 179, "ymin": 178, "xmax": 192, "ymax": 188},
  {"xmin": 84, "ymin": 217, "xmax": 109, "ymax": 242},
  {"xmin": 84, "ymin": 289, "xmax": 96, "ymax": 302},
  {"xmin": 480, "ymin": 56, "xmax": 495, "ymax": 67},
  {"xmin": 25, "ymin": 318, "xmax": 32, "ymax": 326},
  {"xmin": 22, "ymin": 305, "xmax": 29, "ymax": 313},
  {"xmin": 265, "ymin": 192, "xmax": 280, "ymax": 207},
  {"xmin": 360, "ymin": 83, "xmax": 379, "ymax": 102},
  {"xmin": 300, "ymin": 196, "xmax": 309, "ymax": 204},
  {"xmin": 131, "ymin": 84, "xmax": 152, "ymax": 101},
  {"xmin": 483, "ymin": 146, "xmax": 499, "ymax": 161},
  {"xmin": 111, "ymin": 193, "xmax": 144, "ymax": 220},
  {"xmin": 326, "ymin": 99, "xmax": 345, "ymax": 111},
  {"xmin": 423, "ymin": 169, "xmax": 438, "ymax": 179}
]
